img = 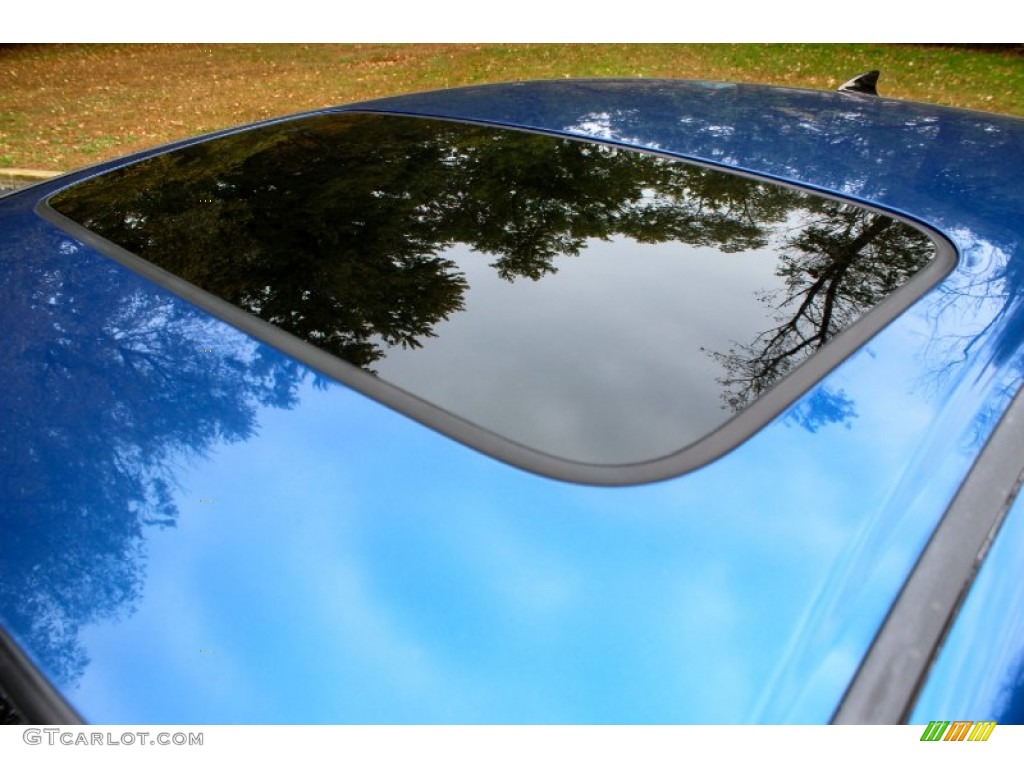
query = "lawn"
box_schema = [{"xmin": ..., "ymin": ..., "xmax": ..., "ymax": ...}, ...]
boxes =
[{"xmin": 1, "ymin": 43, "xmax": 1022, "ymax": 172}]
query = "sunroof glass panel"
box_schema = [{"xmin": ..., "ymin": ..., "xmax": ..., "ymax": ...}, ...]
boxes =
[{"xmin": 49, "ymin": 112, "xmax": 940, "ymax": 465}]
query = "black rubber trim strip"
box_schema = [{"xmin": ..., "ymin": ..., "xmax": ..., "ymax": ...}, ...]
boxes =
[
  {"xmin": 35, "ymin": 111, "xmax": 958, "ymax": 487},
  {"xmin": 0, "ymin": 624, "xmax": 83, "ymax": 724},
  {"xmin": 832, "ymin": 383, "xmax": 1024, "ymax": 724}
]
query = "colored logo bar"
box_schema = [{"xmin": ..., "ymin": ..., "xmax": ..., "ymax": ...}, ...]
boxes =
[{"xmin": 920, "ymin": 721, "xmax": 996, "ymax": 741}]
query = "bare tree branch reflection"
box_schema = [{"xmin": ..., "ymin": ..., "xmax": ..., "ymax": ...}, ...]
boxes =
[{"xmin": 706, "ymin": 202, "xmax": 935, "ymax": 415}]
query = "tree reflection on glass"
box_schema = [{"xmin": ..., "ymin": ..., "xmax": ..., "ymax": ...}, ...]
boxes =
[
  {"xmin": 707, "ymin": 202, "xmax": 936, "ymax": 415},
  {"xmin": 49, "ymin": 112, "xmax": 939, "ymax": 459},
  {"xmin": 50, "ymin": 115, "xmax": 811, "ymax": 371}
]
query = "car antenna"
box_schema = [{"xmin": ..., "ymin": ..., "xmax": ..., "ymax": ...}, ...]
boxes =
[{"xmin": 838, "ymin": 70, "xmax": 880, "ymax": 96}]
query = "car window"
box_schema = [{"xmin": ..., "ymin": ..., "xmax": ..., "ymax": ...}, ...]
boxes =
[{"xmin": 47, "ymin": 112, "xmax": 945, "ymax": 468}]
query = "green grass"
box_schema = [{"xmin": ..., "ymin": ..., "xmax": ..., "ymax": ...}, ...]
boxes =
[{"xmin": 0, "ymin": 43, "xmax": 1020, "ymax": 171}]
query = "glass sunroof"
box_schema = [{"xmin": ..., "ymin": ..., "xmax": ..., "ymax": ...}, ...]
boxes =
[{"xmin": 48, "ymin": 112, "xmax": 941, "ymax": 466}]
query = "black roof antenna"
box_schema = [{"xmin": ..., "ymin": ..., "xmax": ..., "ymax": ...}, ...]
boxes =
[{"xmin": 838, "ymin": 70, "xmax": 880, "ymax": 96}]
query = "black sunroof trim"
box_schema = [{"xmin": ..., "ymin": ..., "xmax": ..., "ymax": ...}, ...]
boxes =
[
  {"xmin": 0, "ymin": 624, "xmax": 83, "ymax": 724},
  {"xmin": 832, "ymin": 382, "xmax": 1024, "ymax": 724},
  {"xmin": 37, "ymin": 111, "xmax": 958, "ymax": 487}
]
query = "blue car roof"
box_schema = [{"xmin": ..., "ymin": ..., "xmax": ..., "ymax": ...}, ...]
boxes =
[{"xmin": 2, "ymin": 79, "xmax": 1023, "ymax": 724}]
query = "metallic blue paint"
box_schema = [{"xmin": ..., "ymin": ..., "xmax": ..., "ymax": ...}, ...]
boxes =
[{"xmin": 2, "ymin": 80, "xmax": 1023, "ymax": 723}]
